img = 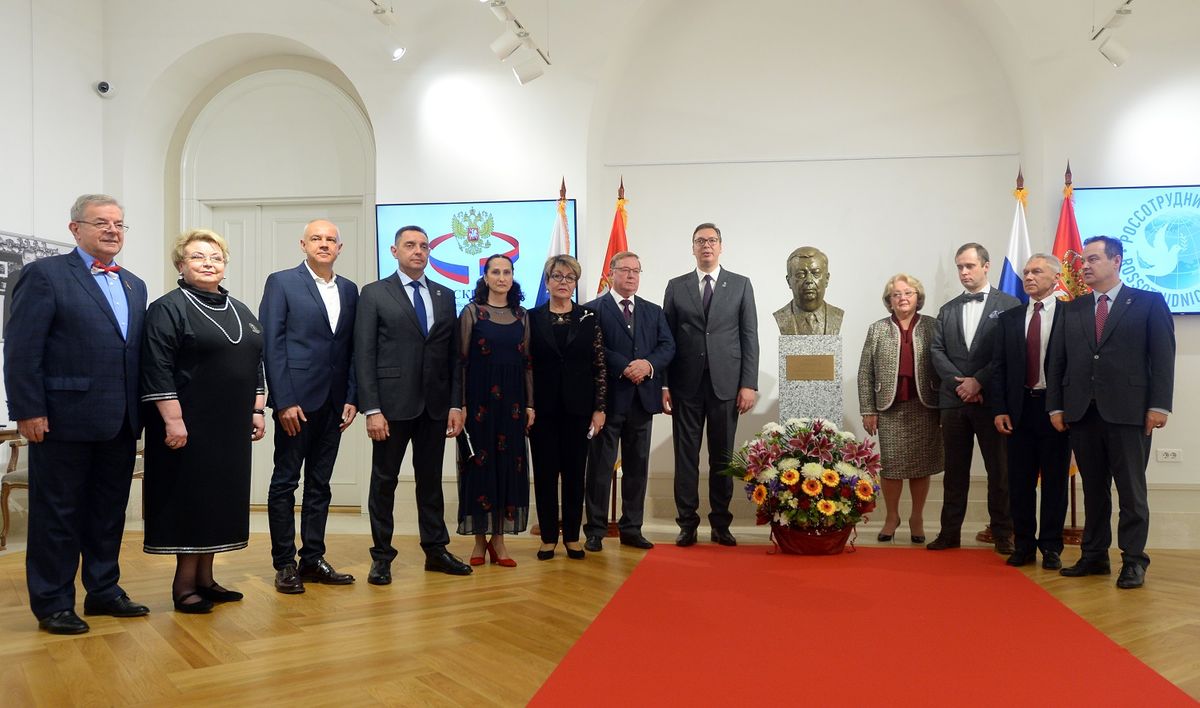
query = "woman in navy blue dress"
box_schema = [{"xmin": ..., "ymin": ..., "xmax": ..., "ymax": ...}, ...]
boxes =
[{"xmin": 456, "ymin": 254, "xmax": 534, "ymax": 567}]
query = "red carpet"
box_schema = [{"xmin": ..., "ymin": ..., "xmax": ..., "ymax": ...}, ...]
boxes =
[{"xmin": 532, "ymin": 546, "xmax": 1195, "ymax": 707}]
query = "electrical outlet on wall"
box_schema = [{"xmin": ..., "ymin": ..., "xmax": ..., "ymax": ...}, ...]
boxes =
[{"xmin": 1155, "ymin": 448, "xmax": 1183, "ymax": 463}]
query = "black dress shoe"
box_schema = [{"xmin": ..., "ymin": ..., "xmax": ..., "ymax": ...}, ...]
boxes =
[
  {"xmin": 83, "ymin": 593, "xmax": 150, "ymax": 617},
  {"xmin": 38, "ymin": 610, "xmax": 89, "ymax": 635},
  {"xmin": 1060, "ymin": 559, "xmax": 1112, "ymax": 577},
  {"xmin": 926, "ymin": 536, "xmax": 960, "ymax": 550},
  {"xmin": 620, "ymin": 534, "xmax": 655, "ymax": 549},
  {"xmin": 424, "ymin": 550, "xmax": 473, "ymax": 576},
  {"xmin": 1005, "ymin": 552, "xmax": 1036, "ymax": 567},
  {"xmin": 584, "ymin": 536, "xmax": 603, "ymax": 552},
  {"xmin": 537, "ymin": 548, "xmax": 556, "ymax": 561},
  {"xmin": 565, "ymin": 547, "xmax": 586, "ymax": 560},
  {"xmin": 275, "ymin": 564, "xmax": 306, "ymax": 594},
  {"xmin": 299, "ymin": 558, "xmax": 355, "ymax": 585},
  {"xmin": 1041, "ymin": 551, "xmax": 1062, "ymax": 570},
  {"xmin": 675, "ymin": 529, "xmax": 698, "ymax": 547},
  {"xmin": 994, "ymin": 537, "xmax": 1016, "ymax": 555},
  {"xmin": 1116, "ymin": 562, "xmax": 1146, "ymax": 589},
  {"xmin": 197, "ymin": 583, "xmax": 243, "ymax": 603},
  {"xmin": 367, "ymin": 559, "xmax": 392, "ymax": 586},
  {"xmin": 710, "ymin": 528, "xmax": 737, "ymax": 546},
  {"xmin": 173, "ymin": 591, "xmax": 214, "ymax": 614}
]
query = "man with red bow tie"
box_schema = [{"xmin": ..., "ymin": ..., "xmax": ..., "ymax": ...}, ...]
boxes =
[{"xmin": 4, "ymin": 194, "xmax": 149, "ymax": 634}]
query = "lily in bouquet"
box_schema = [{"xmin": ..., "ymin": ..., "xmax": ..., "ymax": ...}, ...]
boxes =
[{"xmin": 725, "ymin": 418, "xmax": 882, "ymax": 533}]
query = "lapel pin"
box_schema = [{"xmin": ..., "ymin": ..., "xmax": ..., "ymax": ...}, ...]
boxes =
[{"xmin": 1125, "ymin": 298, "xmax": 1131, "ymax": 305}]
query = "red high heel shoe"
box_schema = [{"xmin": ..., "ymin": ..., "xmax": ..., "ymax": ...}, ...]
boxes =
[
  {"xmin": 470, "ymin": 543, "xmax": 487, "ymax": 566},
  {"xmin": 487, "ymin": 540, "xmax": 517, "ymax": 568}
]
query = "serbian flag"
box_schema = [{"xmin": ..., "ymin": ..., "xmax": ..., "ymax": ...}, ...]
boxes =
[
  {"xmin": 1052, "ymin": 163, "xmax": 1089, "ymax": 300},
  {"xmin": 535, "ymin": 179, "xmax": 571, "ymax": 306},
  {"xmin": 998, "ymin": 173, "xmax": 1032, "ymax": 304},
  {"xmin": 595, "ymin": 179, "xmax": 629, "ymax": 296}
]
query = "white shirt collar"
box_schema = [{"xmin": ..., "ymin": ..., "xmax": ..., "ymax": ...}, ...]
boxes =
[
  {"xmin": 304, "ymin": 261, "xmax": 337, "ymax": 286},
  {"xmin": 695, "ymin": 265, "xmax": 722, "ymax": 283},
  {"xmin": 610, "ymin": 290, "xmax": 635, "ymax": 308}
]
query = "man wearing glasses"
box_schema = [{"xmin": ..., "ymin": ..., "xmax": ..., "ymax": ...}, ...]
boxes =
[
  {"xmin": 583, "ymin": 251, "xmax": 675, "ymax": 551},
  {"xmin": 4, "ymin": 194, "xmax": 149, "ymax": 634},
  {"xmin": 662, "ymin": 223, "xmax": 760, "ymax": 547}
]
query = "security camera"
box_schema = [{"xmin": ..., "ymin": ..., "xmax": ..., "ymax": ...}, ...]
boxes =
[{"xmin": 94, "ymin": 81, "xmax": 116, "ymax": 98}]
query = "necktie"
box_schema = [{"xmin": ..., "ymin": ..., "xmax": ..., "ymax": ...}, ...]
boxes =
[
  {"xmin": 963, "ymin": 292, "xmax": 985, "ymax": 303},
  {"xmin": 1024, "ymin": 301, "xmax": 1043, "ymax": 388},
  {"xmin": 409, "ymin": 281, "xmax": 429, "ymax": 336},
  {"xmin": 1095, "ymin": 293, "xmax": 1109, "ymax": 343},
  {"xmin": 702, "ymin": 274, "xmax": 714, "ymax": 317},
  {"xmin": 620, "ymin": 299, "xmax": 633, "ymax": 326},
  {"xmin": 91, "ymin": 260, "xmax": 121, "ymax": 274}
]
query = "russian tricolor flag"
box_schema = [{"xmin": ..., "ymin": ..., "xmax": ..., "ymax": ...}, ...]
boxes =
[
  {"xmin": 535, "ymin": 180, "xmax": 571, "ymax": 306},
  {"xmin": 998, "ymin": 179, "xmax": 1031, "ymax": 305}
]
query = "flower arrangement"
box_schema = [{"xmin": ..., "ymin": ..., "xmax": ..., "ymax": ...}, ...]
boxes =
[{"xmin": 726, "ymin": 418, "xmax": 882, "ymax": 533}]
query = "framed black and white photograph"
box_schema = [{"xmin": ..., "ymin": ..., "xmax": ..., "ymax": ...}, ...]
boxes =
[{"xmin": 0, "ymin": 230, "xmax": 75, "ymax": 341}]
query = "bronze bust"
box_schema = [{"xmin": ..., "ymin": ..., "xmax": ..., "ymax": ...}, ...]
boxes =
[{"xmin": 773, "ymin": 246, "xmax": 844, "ymax": 335}]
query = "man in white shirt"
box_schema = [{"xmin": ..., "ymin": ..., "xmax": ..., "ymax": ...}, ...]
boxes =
[
  {"xmin": 260, "ymin": 220, "xmax": 360, "ymax": 592},
  {"xmin": 989, "ymin": 254, "xmax": 1071, "ymax": 569}
]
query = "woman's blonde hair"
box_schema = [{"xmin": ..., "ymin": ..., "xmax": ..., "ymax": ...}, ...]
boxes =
[
  {"xmin": 881, "ymin": 273, "xmax": 926, "ymax": 313},
  {"xmin": 172, "ymin": 229, "xmax": 230, "ymax": 269}
]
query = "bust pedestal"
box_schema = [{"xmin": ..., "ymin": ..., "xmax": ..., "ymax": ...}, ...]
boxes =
[{"xmin": 778, "ymin": 335, "xmax": 842, "ymax": 427}]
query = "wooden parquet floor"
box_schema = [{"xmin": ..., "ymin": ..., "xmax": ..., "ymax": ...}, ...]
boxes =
[{"xmin": 1, "ymin": 535, "xmax": 1197, "ymax": 706}]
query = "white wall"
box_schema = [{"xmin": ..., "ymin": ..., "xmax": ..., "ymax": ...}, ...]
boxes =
[{"xmin": 2, "ymin": 0, "xmax": 1197, "ymax": 497}]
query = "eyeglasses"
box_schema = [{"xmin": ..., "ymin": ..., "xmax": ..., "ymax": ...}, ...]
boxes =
[
  {"xmin": 612, "ymin": 267, "xmax": 643, "ymax": 275},
  {"xmin": 693, "ymin": 237, "xmax": 720, "ymax": 247},
  {"xmin": 548, "ymin": 273, "xmax": 578, "ymax": 283},
  {"xmin": 889, "ymin": 290, "xmax": 917, "ymax": 299},
  {"xmin": 76, "ymin": 221, "xmax": 130, "ymax": 233},
  {"xmin": 186, "ymin": 253, "xmax": 226, "ymax": 265}
]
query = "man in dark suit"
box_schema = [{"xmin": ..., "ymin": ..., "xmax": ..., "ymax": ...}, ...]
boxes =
[
  {"xmin": 1047, "ymin": 236, "xmax": 1175, "ymax": 589},
  {"xmin": 582, "ymin": 251, "xmax": 676, "ymax": 551},
  {"xmin": 662, "ymin": 223, "xmax": 759, "ymax": 547},
  {"xmin": 260, "ymin": 219, "xmax": 359, "ymax": 594},
  {"xmin": 3, "ymin": 194, "xmax": 149, "ymax": 634},
  {"xmin": 929, "ymin": 242, "xmax": 1020, "ymax": 553},
  {"xmin": 989, "ymin": 254, "xmax": 1071, "ymax": 569},
  {"xmin": 354, "ymin": 225, "xmax": 470, "ymax": 583}
]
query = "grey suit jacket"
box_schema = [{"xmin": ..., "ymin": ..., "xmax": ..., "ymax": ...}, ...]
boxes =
[
  {"xmin": 663, "ymin": 268, "xmax": 759, "ymax": 401},
  {"xmin": 857, "ymin": 314, "xmax": 940, "ymax": 414},
  {"xmin": 929, "ymin": 288, "xmax": 1020, "ymax": 408},
  {"xmin": 1046, "ymin": 286, "xmax": 1175, "ymax": 426},
  {"xmin": 353, "ymin": 272, "xmax": 461, "ymax": 421}
]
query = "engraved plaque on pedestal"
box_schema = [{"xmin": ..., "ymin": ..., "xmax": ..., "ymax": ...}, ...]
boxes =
[{"xmin": 778, "ymin": 335, "xmax": 842, "ymax": 427}]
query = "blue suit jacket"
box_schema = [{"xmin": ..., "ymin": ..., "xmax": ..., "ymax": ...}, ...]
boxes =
[
  {"xmin": 4, "ymin": 252, "xmax": 146, "ymax": 439},
  {"xmin": 585, "ymin": 293, "xmax": 675, "ymax": 415},
  {"xmin": 259, "ymin": 262, "xmax": 358, "ymax": 412}
]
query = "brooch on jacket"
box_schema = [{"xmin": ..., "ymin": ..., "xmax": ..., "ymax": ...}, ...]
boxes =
[{"xmin": 579, "ymin": 311, "xmax": 594, "ymax": 321}]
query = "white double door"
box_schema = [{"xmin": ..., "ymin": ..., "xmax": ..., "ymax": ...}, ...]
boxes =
[{"xmin": 205, "ymin": 201, "xmax": 371, "ymax": 508}]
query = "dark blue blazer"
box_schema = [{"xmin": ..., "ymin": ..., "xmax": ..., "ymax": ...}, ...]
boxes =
[
  {"xmin": 988, "ymin": 301, "xmax": 1065, "ymax": 428},
  {"xmin": 585, "ymin": 293, "xmax": 675, "ymax": 415},
  {"xmin": 3, "ymin": 252, "xmax": 146, "ymax": 439},
  {"xmin": 259, "ymin": 262, "xmax": 358, "ymax": 412}
]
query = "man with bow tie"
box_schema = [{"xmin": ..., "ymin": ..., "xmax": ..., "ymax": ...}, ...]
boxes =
[
  {"xmin": 928, "ymin": 242, "xmax": 1020, "ymax": 553},
  {"xmin": 1047, "ymin": 236, "xmax": 1175, "ymax": 589},
  {"xmin": 4, "ymin": 194, "xmax": 149, "ymax": 634}
]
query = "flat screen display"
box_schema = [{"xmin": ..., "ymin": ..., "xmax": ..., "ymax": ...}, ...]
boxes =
[
  {"xmin": 375, "ymin": 199, "xmax": 578, "ymax": 314},
  {"xmin": 1074, "ymin": 184, "xmax": 1200, "ymax": 314}
]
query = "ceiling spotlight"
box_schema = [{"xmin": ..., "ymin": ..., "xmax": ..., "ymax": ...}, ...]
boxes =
[
  {"xmin": 490, "ymin": 23, "xmax": 529, "ymax": 61},
  {"xmin": 1098, "ymin": 36, "xmax": 1130, "ymax": 67},
  {"xmin": 392, "ymin": 47, "xmax": 406, "ymax": 61},
  {"xmin": 513, "ymin": 56, "xmax": 545, "ymax": 85}
]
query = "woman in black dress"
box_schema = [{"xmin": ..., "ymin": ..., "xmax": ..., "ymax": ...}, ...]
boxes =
[
  {"xmin": 456, "ymin": 254, "xmax": 533, "ymax": 567},
  {"xmin": 141, "ymin": 229, "xmax": 266, "ymax": 613},
  {"xmin": 528, "ymin": 255, "xmax": 606, "ymax": 560}
]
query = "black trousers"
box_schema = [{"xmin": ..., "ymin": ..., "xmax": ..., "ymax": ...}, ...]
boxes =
[
  {"xmin": 939, "ymin": 402, "xmax": 1011, "ymax": 541},
  {"xmin": 368, "ymin": 414, "xmax": 450, "ymax": 561},
  {"xmin": 26, "ymin": 422, "xmax": 136, "ymax": 619},
  {"xmin": 583, "ymin": 402, "xmax": 653, "ymax": 539},
  {"xmin": 1006, "ymin": 391, "xmax": 1071, "ymax": 555},
  {"xmin": 530, "ymin": 411, "xmax": 590, "ymax": 543},
  {"xmin": 1069, "ymin": 404, "xmax": 1152, "ymax": 568},
  {"xmin": 267, "ymin": 400, "xmax": 345, "ymax": 569},
  {"xmin": 671, "ymin": 370, "xmax": 736, "ymax": 532}
]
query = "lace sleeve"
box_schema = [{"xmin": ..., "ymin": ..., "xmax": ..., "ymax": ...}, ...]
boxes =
[
  {"xmin": 522, "ymin": 309, "xmax": 534, "ymax": 409},
  {"xmin": 456, "ymin": 303, "xmax": 477, "ymax": 409},
  {"xmin": 591, "ymin": 317, "xmax": 607, "ymax": 412}
]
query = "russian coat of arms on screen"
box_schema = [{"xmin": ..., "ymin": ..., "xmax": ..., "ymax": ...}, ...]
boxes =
[{"xmin": 452, "ymin": 208, "xmax": 494, "ymax": 255}]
